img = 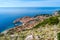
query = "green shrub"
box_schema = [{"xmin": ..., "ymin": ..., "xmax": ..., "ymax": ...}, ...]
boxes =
[
  {"xmin": 47, "ymin": 16, "xmax": 59, "ymax": 25},
  {"xmin": 34, "ymin": 16, "xmax": 59, "ymax": 28},
  {"xmin": 57, "ymin": 32, "xmax": 60, "ymax": 40},
  {"xmin": 57, "ymin": 10, "xmax": 60, "ymax": 14},
  {"xmin": 0, "ymin": 33, "xmax": 4, "ymax": 37}
]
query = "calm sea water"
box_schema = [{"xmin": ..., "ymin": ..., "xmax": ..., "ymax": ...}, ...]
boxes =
[{"xmin": 0, "ymin": 7, "xmax": 60, "ymax": 32}]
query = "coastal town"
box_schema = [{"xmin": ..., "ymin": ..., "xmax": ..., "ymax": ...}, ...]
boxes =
[
  {"xmin": 0, "ymin": 11, "xmax": 60, "ymax": 40},
  {"xmin": 8, "ymin": 14, "xmax": 48, "ymax": 33},
  {"xmin": 7, "ymin": 11, "xmax": 58, "ymax": 33}
]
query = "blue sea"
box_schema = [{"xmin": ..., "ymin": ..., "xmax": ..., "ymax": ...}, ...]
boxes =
[{"xmin": 0, "ymin": 7, "xmax": 60, "ymax": 32}]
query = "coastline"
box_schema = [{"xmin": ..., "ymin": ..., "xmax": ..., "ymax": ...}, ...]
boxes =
[
  {"xmin": 0, "ymin": 10, "xmax": 60, "ymax": 40},
  {"xmin": 0, "ymin": 11, "xmax": 57, "ymax": 33},
  {"xmin": 0, "ymin": 7, "xmax": 60, "ymax": 32}
]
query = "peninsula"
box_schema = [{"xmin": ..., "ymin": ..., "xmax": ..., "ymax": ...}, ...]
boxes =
[{"xmin": 0, "ymin": 11, "xmax": 60, "ymax": 40}]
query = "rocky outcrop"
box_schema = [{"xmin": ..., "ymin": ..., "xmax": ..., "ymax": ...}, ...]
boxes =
[
  {"xmin": 25, "ymin": 35, "xmax": 40, "ymax": 40},
  {"xmin": 25, "ymin": 35, "xmax": 33, "ymax": 40}
]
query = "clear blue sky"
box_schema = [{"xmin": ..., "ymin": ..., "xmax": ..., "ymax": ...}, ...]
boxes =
[{"xmin": 0, "ymin": 0, "xmax": 60, "ymax": 7}]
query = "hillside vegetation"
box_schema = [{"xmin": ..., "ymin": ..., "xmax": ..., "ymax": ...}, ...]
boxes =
[{"xmin": 0, "ymin": 11, "xmax": 60, "ymax": 40}]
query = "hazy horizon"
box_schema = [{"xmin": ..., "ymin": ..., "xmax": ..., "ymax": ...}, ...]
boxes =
[{"xmin": 0, "ymin": 0, "xmax": 60, "ymax": 7}]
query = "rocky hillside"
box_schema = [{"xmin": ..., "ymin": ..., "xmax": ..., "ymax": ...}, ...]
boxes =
[{"xmin": 0, "ymin": 11, "xmax": 60, "ymax": 40}]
